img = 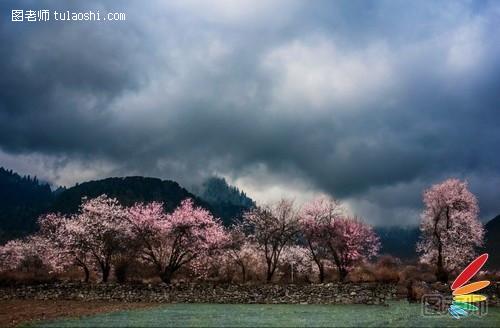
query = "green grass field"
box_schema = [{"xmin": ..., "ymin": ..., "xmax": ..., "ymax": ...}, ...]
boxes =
[{"xmin": 33, "ymin": 302, "xmax": 500, "ymax": 327}]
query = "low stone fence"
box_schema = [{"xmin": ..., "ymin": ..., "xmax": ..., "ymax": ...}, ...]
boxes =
[{"xmin": 0, "ymin": 282, "xmax": 397, "ymax": 305}]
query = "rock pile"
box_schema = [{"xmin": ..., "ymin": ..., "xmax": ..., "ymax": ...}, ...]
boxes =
[{"xmin": 0, "ymin": 282, "xmax": 397, "ymax": 304}]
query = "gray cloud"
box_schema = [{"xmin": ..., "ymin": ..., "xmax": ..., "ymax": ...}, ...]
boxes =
[{"xmin": 1, "ymin": 0, "xmax": 500, "ymax": 225}]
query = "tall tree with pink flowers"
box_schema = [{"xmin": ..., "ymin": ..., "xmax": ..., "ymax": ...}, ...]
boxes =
[
  {"xmin": 327, "ymin": 217, "xmax": 380, "ymax": 281},
  {"xmin": 417, "ymin": 178, "xmax": 484, "ymax": 282},
  {"xmin": 37, "ymin": 213, "xmax": 93, "ymax": 282},
  {"xmin": 127, "ymin": 199, "xmax": 227, "ymax": 284},
  {"xmin": 299, "ymin": 196, "xmax": 380, "ymax": 282},
  {"xmin": 299, "ymin": 196, "xmax": 343, "ymax": 282},
  {"xmin": 71, "ymin": 195, "xmax": 131, "ymax": 282},
  {"xmin": 243, "ymin": 199, "xmax": 301, "ymax": 282}
]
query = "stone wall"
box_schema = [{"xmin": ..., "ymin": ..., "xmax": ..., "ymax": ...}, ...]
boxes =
[{"xmin": 0, "ymin": 282, "xmax": 398, "ymax": 305}]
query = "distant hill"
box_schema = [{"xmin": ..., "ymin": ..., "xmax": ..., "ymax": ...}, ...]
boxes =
[
  {"xmin": 50, "ymin": 176, "xmax": 247, "ymax": 226},
  {"xmin": 485, "ymin": 215, "xmax": 500, "ymax": 269},
  {"xmin": 50, "ymin": 176, "xmax": 206, "ymax": 215},
  {"xmin": 0, "ymin": 168, "xmax": 252, "ymax": 241},
  {"xmin": 375, "ymin": 226, "xmax": 420, "ymax": 261},
  {"xmin": 191, "ymin": 176, "xmax": 255, "ymax": 224},
  {"xmin": 0, "ymin": 167, "xmax": 54, "ymax": 240}
]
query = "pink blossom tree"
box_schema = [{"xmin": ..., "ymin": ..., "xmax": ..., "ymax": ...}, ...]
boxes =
[
  {"xmin": 0, "ymin": 214, "xmax": 89, "ymax": 277},
  {"xmin": 417, "ymin": 178, "xmax": 484, "ymax": 282},
  {"xmin": 327, "ymin": 217, "xmax": 380, "ymax": 281},
  {"xmin": 0, "ymin": 235, "xmax": 62, "ymax": 274},
  {"xmin": 224, "ymin": 223, "xmax": 265, "ymax": 282},
  {"xmin": 299, "ymin": 196, "xmax": 344, "ymax": 282},
  {"xmin": 243, "ymin": 199, "xmax": 301, "ymax": 282},
  {"xmin": 71, "ymin": 195, "xmax": 131, "ymax": 282},
  {"xmin": 225, "ymin": 223, "xmax": 249, "ymax": 282},
  {"xmin": 299, "ymin": 196, "xmax": 380, "ymax": 281},
  {"xmin": 127, "ymin": 199, "xmax": 227, "ymax": 284},
  {"xmin": 0, "ymin": 238, "xmax": 37, "ymax": 272},
  {"xmin": 37, "ymin": 213, "xmax": 92, "ymax": 282},
  {"xmin": 279, "ymin": 245, "xmax": 313, "ymax": 283}
]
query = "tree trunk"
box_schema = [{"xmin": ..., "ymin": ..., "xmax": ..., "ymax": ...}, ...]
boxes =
[
  {"xmin": 239, "ymin": 264, "xmax": 247, "ymax": 283},
  {"xmin": 76, "ymin": 258, "xmax": 90, "ymax": 283},
  {"xmin": 317, "ymin": 262, "xmax": 325, "ymax": 283},
  {"xmin": 332, "ymin": 252, "xmax": 347, "ymax": 282},
  {"xmin": 83, "ymin": 266, "xmax": 90, "ymax": 283},
  {"xmin": 102, "ymin": 265, "xmax": 110, "ymax": 283},
  {"xmin": 338, "ymin": 267, "xmax": 348, "ymax": 282},
  {"xmin": 436, "ymin": 242, "xmax": 448, "ymax": 283},
  {"xmin": 434, "ymin": 210, "xmax": 448, "ymax": 283},
  {"xmin": 160, "ymin": 268, "xmax": 174, "ymax": 284},
  {"xmin": 266, "ymin": 266, "xmax": 274, "ymax": 283},
  {"xmin": 406, "ymin": 279, "xmax": 416, "ymax": 302}
]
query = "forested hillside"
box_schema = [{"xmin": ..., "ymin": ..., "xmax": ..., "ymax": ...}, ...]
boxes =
[
  {"xmin": 51, "ymin": 176, "xmax": 205, "ymax": 214},
  {"xmin": 0, "ymin": 167, "xmax": 53, "ymax": 240},
  {"xmin": 0, "ymin": 169, "xmax": 256, "ymax": 241}
]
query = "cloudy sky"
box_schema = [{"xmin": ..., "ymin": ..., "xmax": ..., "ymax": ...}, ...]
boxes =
[{"xmin": 1, "ymin": 0, "xmax": 499, "ymax": 226}]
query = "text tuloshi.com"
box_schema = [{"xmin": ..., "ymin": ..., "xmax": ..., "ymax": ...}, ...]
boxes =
[
  {"xmin": 11, "ymin": 9, "xmax": 126, "ymax": 22},
  {"xmin": 52, "ymin": 10, "xmax": 126, "ymax": 21}
]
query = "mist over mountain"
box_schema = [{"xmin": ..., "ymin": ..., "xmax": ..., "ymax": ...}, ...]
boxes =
[
  {"xmin": 190, "ymin": 176, "xmax": 255, "ymax": 224},
  {"xmin": 192, "ymin": 176, "xmax": 255, "ymax": 208}
]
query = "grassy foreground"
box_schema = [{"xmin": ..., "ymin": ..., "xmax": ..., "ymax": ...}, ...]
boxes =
[
  {"xmin": 31, "ymin": 302, "xmax": 500, "ymax": 327},
  {"xmin": 0, "ymin": 300, "xmax": 156, "ymax": 327}
]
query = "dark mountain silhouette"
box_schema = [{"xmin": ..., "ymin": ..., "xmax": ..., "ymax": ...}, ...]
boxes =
[
  {"xmin": 375, "ymin": 226, "xmax": 420, "ymax": 260},
  {"xmin": 0, "ymin": 168, "xmax": 250, "ymax": 241},
  {"xmin": 50, "ymin": 176, "xmax": 241, "ymax": 225},
  {"xmin": 0, "ymin": 167, "xmax": 54, "ymax": 241},
  {"xmin": 485, "ymin": 215, "xmax": 500, "ymax": 269},
  {"xmin": 51, "ymin": 176, "xmax": 206, "ymax": 214}
]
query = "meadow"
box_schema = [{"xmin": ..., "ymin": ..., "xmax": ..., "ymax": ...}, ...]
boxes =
[{"xmin": 32, "ymin": 302, "xmax": 500, "ymax": 328}]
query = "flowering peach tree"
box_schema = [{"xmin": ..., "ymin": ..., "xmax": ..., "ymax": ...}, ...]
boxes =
[
  {"xmin": 300, "ymin": 196, "xmax": 380, "ymax": 281},
  {"xmin": 243, "ymin": 199, "xmax": 301, "ymax": 282},
  {"xmin": 299, "ymin": 196, "xmax": 344, "ymax": 282},
  {"xmin": 37, "ymin": 213, "xmax": 93, "ymax": 282},
  {"xmin": 72, "ymin": 195, "xmax": 131, "ymax": 282},
  {"xmin": 127, "ymin": 199, "xmax": 227, "ymax": 283},
  {"xmin": 417, "ymin": 178, "xmax": 484, "ymax": 282}
]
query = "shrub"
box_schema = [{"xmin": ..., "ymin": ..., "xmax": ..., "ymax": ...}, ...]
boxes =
[
  {"xmin": 372, "ymin": 256, "xmax": 401, "ymax": 283},
  {"xmin": 373, "ymin": 266, "xmax": 400, "ymax": 283},
  {"xmin": 347, "ymin": 265, "xmax": 376, "ymax": 283}
]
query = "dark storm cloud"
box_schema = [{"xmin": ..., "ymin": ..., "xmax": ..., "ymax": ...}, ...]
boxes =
[{"xmin": 1, "ymin": 0, "xmax": 500, "ymax": 225}]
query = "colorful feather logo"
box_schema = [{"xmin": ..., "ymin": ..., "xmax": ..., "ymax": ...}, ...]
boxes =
[{"xmin": 449, "ymin": 253, "xmax": 489, "ymax": 319}]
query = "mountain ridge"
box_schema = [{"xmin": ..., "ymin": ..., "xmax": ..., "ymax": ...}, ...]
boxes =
[{"xmin": 0, "ymin": 168, "xmax": 255, "ymax": 241}]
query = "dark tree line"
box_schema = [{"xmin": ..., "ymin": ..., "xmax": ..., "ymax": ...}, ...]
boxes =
[{"xmin": 0, "ymin": 167, "xmax": 53, "ymax": 240}]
